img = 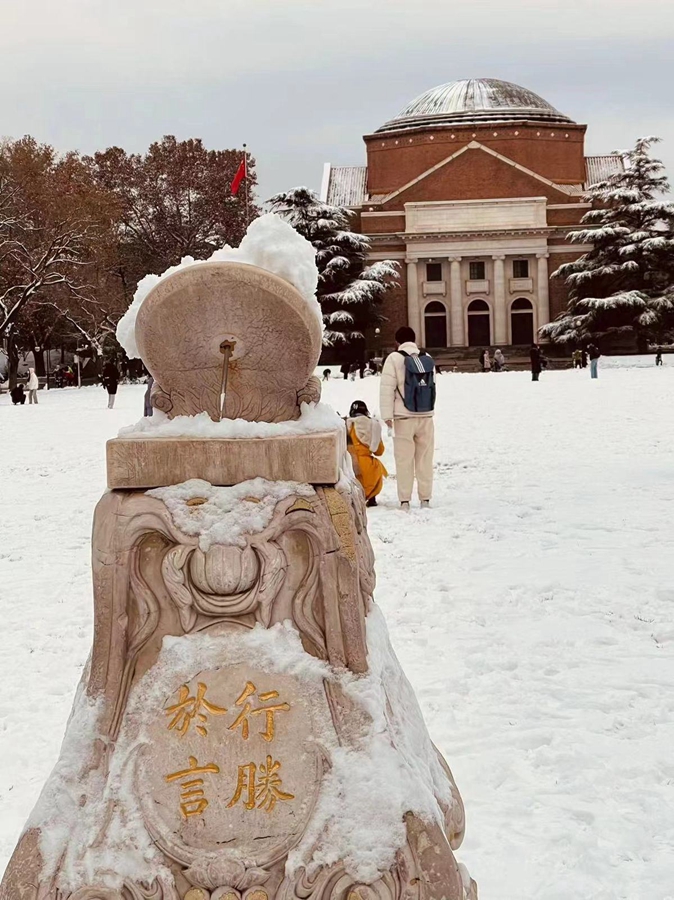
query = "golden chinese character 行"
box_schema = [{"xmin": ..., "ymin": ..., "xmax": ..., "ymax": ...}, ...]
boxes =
[
  {"xmin": 165, "ymin": 755, "xmax": 220, "ymax": 819},
  {"xmin": 165, "ymin": 682, "xmax": 228, "ymax": 737},
  {"xmin": 227, "ymin": 755, "xmax": 294, "ymax": 813},
  {"xmin": 228, "ymin": 681, "xmax": 290, "ymax": 742}
]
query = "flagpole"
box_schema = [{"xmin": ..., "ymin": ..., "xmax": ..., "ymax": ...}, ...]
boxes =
[{"xmin": 243, "ymin": 143, "xmax": 249, "ymax": 227}]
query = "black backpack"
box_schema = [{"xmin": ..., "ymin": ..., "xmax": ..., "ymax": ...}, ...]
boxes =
[{"xmin": 398, "ymin": 350, "xmax": 436, "ymax": 413}]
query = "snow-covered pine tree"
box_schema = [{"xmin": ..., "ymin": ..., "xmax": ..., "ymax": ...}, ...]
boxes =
[
  {"xmin": 267, "ymin": 187, "xmax": 398, "ymax": 346},
  {"xmin": 541, "ymin": 136, "xmax": 674, "ymax": 346}
]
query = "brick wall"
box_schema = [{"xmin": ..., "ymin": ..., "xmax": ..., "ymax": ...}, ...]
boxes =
[
  {"xmin": 365, "ymin": 123, "xmax": 586, "ymax": 195},
  {"xmin": 548, "ymin": 252, "xmax": 580, "ymax": 319},
  {"xmin": 381, "ymin": 148, "xmax": 576, "ymax": 208},
  {"xmin": 376, "ymin": 275, "xmax": 408, "ymax": 348}
]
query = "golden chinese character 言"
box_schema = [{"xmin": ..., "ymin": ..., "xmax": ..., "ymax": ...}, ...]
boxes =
[
  {"xmin": 227, "ymin": 755, "xmax": 294, "ymax": 812},
  {"xmin": 165, "ymin": 682, "xmax": 228, "ymax": 737},
  {"xmin": 165, "ymin": 756, "xmax": 220, "ymax": 819},
  {"xmin": 228, "ymin": 681, "xmax": 290, "ymax": 742}
]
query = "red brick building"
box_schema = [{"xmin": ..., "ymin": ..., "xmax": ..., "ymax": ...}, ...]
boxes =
[{"xmin": 321, "ymin": 78, "xmax": 623, "ymax": 355}]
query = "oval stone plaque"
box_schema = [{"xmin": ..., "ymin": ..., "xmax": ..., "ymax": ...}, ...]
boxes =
[{"xmin": 139, "ymin": 664, "xmax": 324, "ymax": 862}]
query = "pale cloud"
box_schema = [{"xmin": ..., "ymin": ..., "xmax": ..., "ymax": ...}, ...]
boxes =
[{"xmin": 2, "ymin": 0, "xmax": 673, "ymax": 199}]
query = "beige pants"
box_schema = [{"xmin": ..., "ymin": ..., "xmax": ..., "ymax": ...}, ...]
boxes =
[
  {"xmin": 393, "ymin": 416, "xmax": 434, "ymax": 502},
  {"xmin": 28, "ymin": 389, "xmax": 38, "ymax": 404}
]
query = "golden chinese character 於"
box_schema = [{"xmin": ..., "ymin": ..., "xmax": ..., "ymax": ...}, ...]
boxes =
[
  {"xmin": 165, "ymin": 755, "xmax": 220, "ymax": 819},
  {"xmin": 228, "ymin": 681, "xmax": 290, "ymax": 742},
  {"xmin": 227, "ymin": 755, "xmax": 294, "ymax": 812},
  {"xmin": 165, "ymin": 682, "xmax": 228, "ymax": 737}
]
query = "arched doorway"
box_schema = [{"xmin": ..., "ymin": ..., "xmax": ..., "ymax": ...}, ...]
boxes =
[
  {"xmin": 467, "ymin": 299, "xmax": 491, "ymax": 346},
  {"xmin": 424, "ymin": 300, "xmax": 448, "ymax": 348},
  {"xmin": 511, "ymin": 297, "xmax": 535, "ymax": 345}
]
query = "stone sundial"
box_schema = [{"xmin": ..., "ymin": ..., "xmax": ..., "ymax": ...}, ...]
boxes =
[
  {"xmin": 0, "ymin": 259, "xmax": 477, "ymax": 900},
  {"xmin": 136, "ymin": 261, "xmax": 323, "ymax": 423}
]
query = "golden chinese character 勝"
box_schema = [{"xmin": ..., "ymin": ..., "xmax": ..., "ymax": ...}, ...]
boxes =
[
  {"xmin": 227, "ymin": 755, "xmax": 295, "ymax": 812},
  {"xmin": 229, "ymin": 681, "xmax": 290, "ymax": 742},
  {"xmin": 165, "ymin": 756, "xmax": 220, "ymax": 819},
  {"xmin": 165, "ymin": 682, "xmax": 228, "ymax": 737}
]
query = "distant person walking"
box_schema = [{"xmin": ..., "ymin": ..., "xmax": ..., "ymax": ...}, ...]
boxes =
[
  {"xmin": 380, "ymin": 326, "xmax": 436, "ymax": 511},
  {"xmin": 102, "ymin": 360, "xmax": 119, "ymax": 409},
  {"xmin": 587, "ymin": 343, "xmax": 601, "ymax": 379},
  {"xmin": 655, "ymin": 349, "xmax": 663, "ymax": 366},
  {"xmin": 492, "ymin": 349, "xmax": 505, "ymax": 372},
  {"xmin": 346, "ymin": 400, "xmax": 387, "ymax": 507},
  {"xmin": 530, "ymin": 344, "xmax": 543, "ymax": 382},
  {"xmin": 581, "ymin": 348, "xmax": 588, "ymax": 368},
  {"xmin": 26, "ymin": 368, "xmax": 39, "ymax": 404},
  {"xmin": 144, "ymin": 374, "xmax": 154, "ymax": 417},
  {"xmin": 572, "ymin": 349, "xmax": 582, "ymax": 369}
]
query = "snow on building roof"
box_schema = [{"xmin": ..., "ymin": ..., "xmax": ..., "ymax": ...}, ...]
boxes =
[
  {"xmin": 377, "ymin": 78, "xmax": 574, "ymax": 133},
  {"xmin": 585, "ymin": 154, "xmax": 625, "ymax": 187},
  {"xmin": 322, "ymin": 165, "xmax": 368, "ymax": 207}
]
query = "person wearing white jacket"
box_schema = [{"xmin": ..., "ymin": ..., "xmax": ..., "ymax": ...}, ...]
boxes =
[
  {"xmin": 380, "ymin": 326, "xmax": 435, "ymax": 510},
  {"xmin": 26, "ymin": 368, "xmax": 39, "ymax": 404}
]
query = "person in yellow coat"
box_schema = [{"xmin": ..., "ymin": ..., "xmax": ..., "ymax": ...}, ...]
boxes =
[{"xmin": 346, "ymin": 400, "xmax": 388, "ymax": 507}]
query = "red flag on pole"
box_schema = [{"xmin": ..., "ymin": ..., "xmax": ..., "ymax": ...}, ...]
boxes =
[{"xmin": 231, "ymin": 155, "xmax": 246, "ymax": 196}]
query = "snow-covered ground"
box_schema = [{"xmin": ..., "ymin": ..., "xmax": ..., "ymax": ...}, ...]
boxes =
[{"xmin": 2, "ymin": 359, "xmax": 674, "ymax": 899}]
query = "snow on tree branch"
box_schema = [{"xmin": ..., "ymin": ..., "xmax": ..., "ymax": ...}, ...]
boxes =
[
  {"xmin": 267, "ymin": 186, "xmax": 399, "ymax": 349},
  {"xmin": 542, "ymin": 136, "xmax": 674, "ymax": 346}
]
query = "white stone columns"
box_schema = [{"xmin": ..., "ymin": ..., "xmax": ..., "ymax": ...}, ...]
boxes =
[
  {"xmin": 537, "ymin": 253, "xmax": 550, "ymax": 338},
  {"xmin": 406, "ymin": 260, "xmax": 422, "ymax": 341},
  {"xmin": 493, "ymin": 255, "xmax": 507, "ymax": 345},
  {"xmin": 449, "ymin": 257, "xmax": 464, "ymax": 347}
]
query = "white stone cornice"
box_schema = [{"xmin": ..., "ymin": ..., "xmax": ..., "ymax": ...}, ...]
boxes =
[
  {"xmin": 547, "ymin": 202, "xmax": 592, "ymax": 209},
  {"xmin": 548, "ymin": 244, "xmax": 592, "ymax": 252}
]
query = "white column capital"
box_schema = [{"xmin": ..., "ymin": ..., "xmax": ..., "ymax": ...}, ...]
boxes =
[
  {"xmin": 536, "ymin": 252, "xmax": 550, "ymax": 260},
  {"xmin": 405, "ymin": 258, "xmax": 418, "ymax": 267},
  {"xmin": 492, "ymin": 254, "xmax": 506, "ymax": 261},
  {"xmin": 449, "ymin": 256, "xmax": 462, "ymax": 264}
]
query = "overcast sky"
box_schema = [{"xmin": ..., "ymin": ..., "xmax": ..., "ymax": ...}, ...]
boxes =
[{"xmin": 2, "ymin": 0, "xmax": 673, "ymax": 201}]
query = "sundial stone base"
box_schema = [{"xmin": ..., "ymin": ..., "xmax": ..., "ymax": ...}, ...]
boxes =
[
  {"xmin": 0, "ymin": 258, "xmax": 477, "ymax": 900},
  {"xmin": 106, "ymin": 431, "xmax": 344, "ymax": 490}
]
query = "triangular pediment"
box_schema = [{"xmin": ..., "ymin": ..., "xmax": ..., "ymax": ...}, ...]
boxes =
[{"xmin": 380, "ymin": 141, "xmax": 577, "ymax": 207}]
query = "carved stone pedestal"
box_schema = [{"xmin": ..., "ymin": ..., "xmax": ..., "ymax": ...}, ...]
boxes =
[{"xmin": 0, "ymin": 256, "xmax": 477, "ymax": 900}]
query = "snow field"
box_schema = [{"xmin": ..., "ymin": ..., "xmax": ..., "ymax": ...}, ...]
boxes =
[{"xmin": 2, "ymin": 361, "xmax": 674, "ymax": 898}]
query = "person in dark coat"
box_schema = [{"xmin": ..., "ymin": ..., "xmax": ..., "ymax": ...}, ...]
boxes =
[
  {"xmin": 144, "ymin": 374, "xmax": 154, "ymax": 417},
  {"xmin": 587, "ymin": 343, "xmax": 601, "ymax": 379},
  {"xmin": 102, "ymin": 360, "xmax": 120, "ymax": 409},
  {"xmin": 477, "ymin": 348, "xmax": 486, "ymax": 372},
  {"xmin": 530, "ymin": 344, "xmax": 543, "ymax": 382},
  {"xmin": 10, "ymin": 384, "xmax": 26, "ymax": 405}
]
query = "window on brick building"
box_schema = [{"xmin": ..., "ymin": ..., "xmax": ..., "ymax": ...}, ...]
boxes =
[
  {"xmin": 426, "ymin": 262, "xmax": 443, "ymax": 282},
  {"xmin": 513, "ymin": 259, "xmax": 529, "ymax": 279},
  {"xmin": 469, "ymin": 260, "xmax": 486, "ymax": 280}
]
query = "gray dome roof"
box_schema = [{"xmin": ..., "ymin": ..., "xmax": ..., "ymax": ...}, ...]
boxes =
[{"xmin": 377, "ymin": 78, "xmax": 574, "ymax": 133}]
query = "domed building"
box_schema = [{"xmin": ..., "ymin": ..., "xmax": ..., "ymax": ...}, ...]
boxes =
[{"xmin": 321, "ymin": 78, "xmax": 623, "ymax": 355}]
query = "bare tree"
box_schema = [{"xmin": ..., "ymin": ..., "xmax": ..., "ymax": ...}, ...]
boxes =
[{"xmin": 0, "ymin": 138, "xmax": 120, "ymax": 386}]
